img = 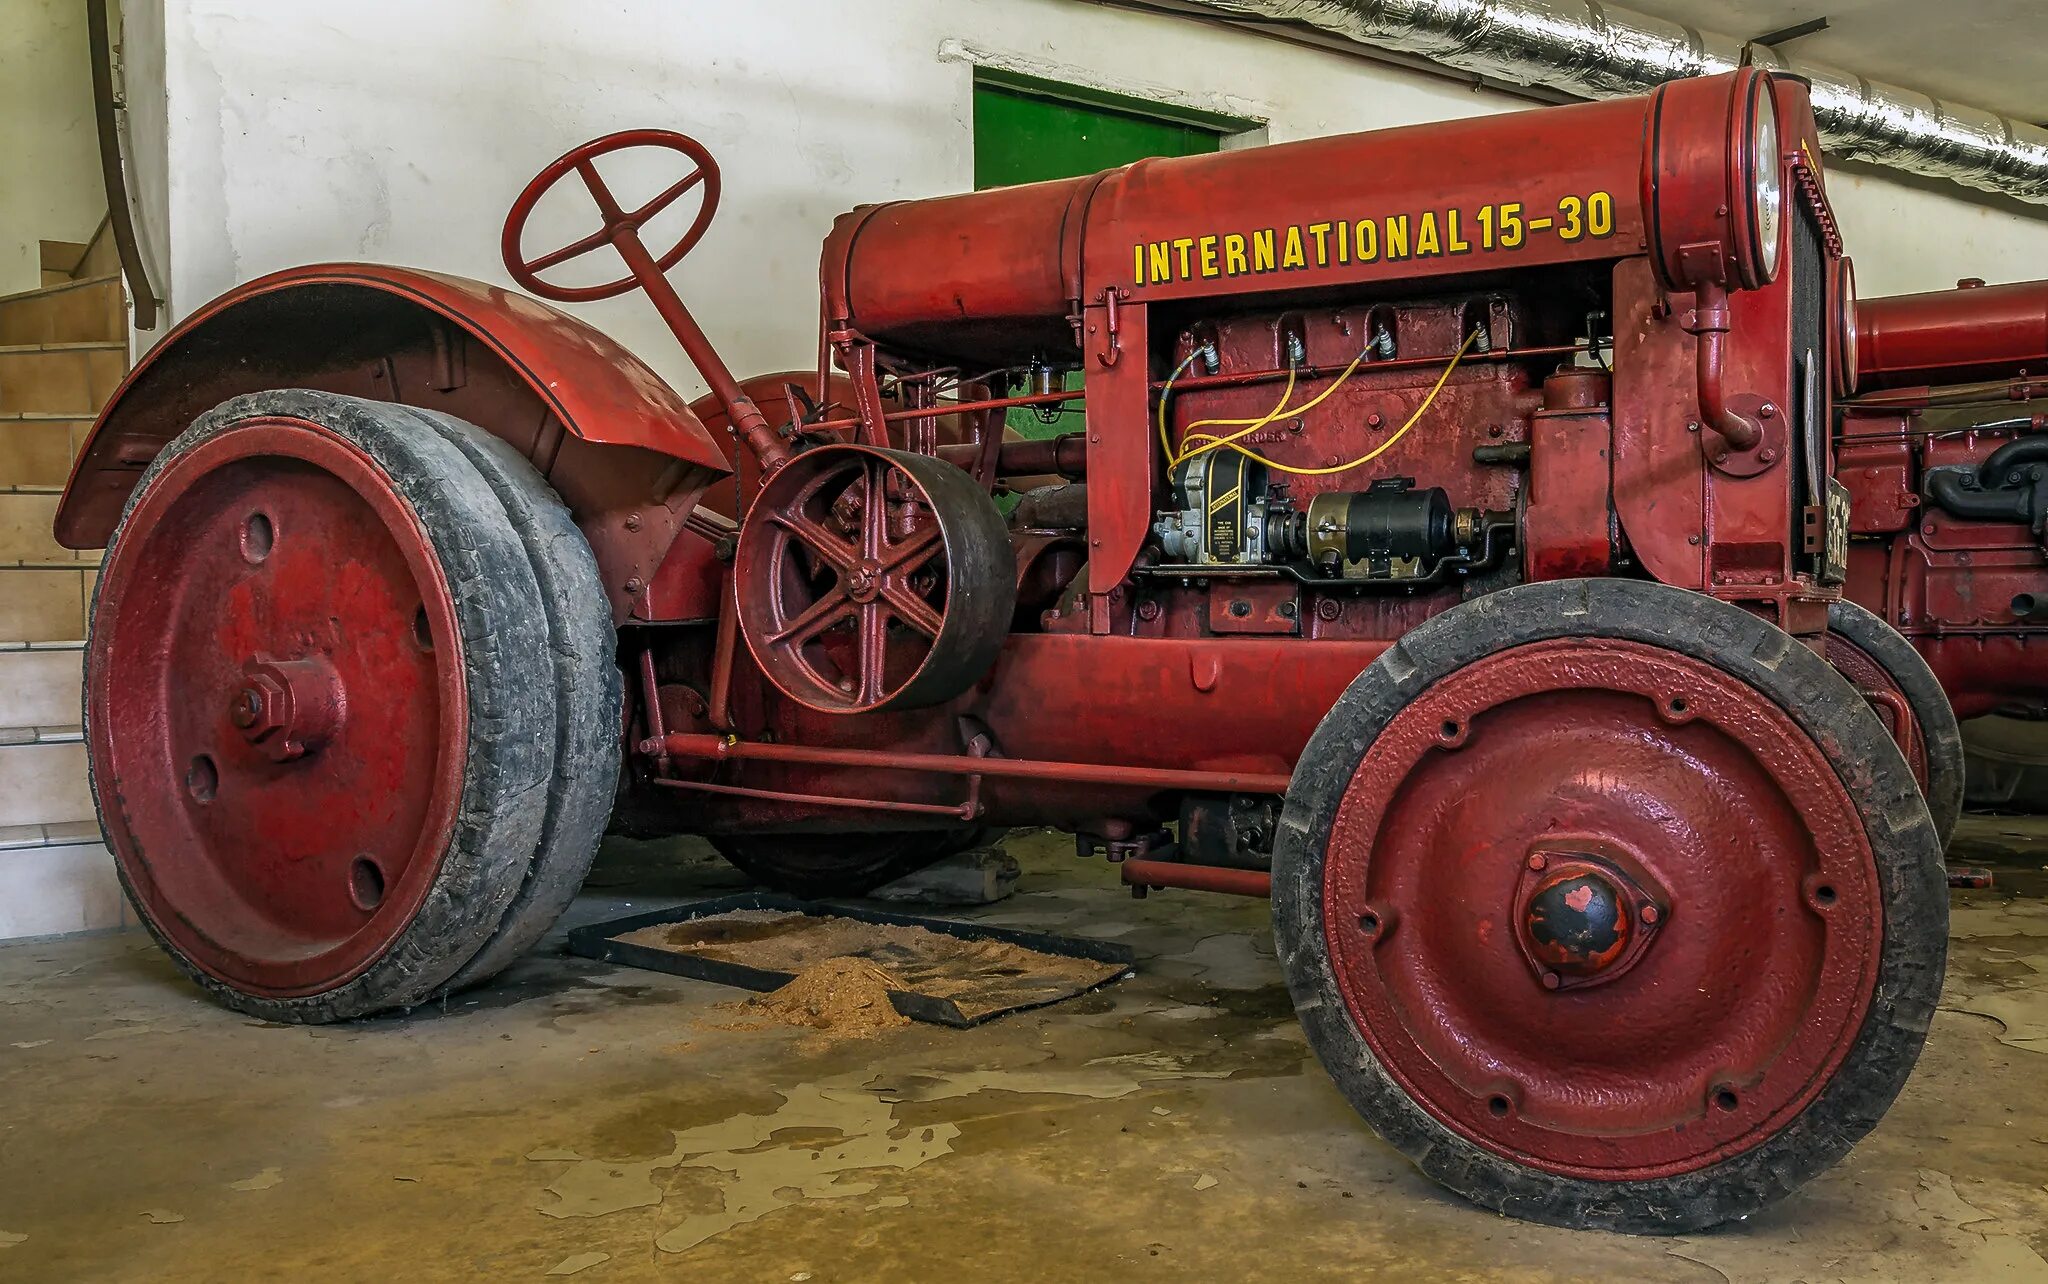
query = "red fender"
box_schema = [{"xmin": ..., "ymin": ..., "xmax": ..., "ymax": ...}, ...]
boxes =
[{"xmin": 54, "ymin": 263, "xmax": 729, "ymax": 551}]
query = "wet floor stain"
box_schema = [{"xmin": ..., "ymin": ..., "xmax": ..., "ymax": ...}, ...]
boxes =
[
  {"xmin": 1942, "ymin": 897, "xmax": 2048, "ymax": 1054},
  {"xmin": 544, "ymin": 1250, "xmax": 609, "ymax": 1275},
  {"xmin": 9, "ymin": 826, "xmax": 2048, "ymax": 1281},
  {"xmin": 1159, "ymin": 933, "xmax": 1278, "ymax": 990},
  {"xmin": 1668, "ymin": 1168, "xmax": 2048, "ymax": 1282},
  {"xmin": 531, "ymin": 1063, "xmax": 1156, "ymax": 1254},
  {"xmin": 227, "ymin": 1167, "xmax": 282, "ymax": 1192}
]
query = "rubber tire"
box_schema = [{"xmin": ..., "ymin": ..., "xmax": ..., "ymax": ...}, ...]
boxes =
[
  {"xmin": 92, "ymin": 390, "xmax": 557, "ymax": 1023},
  {"xmin": 711, "ymin": 827, "xmax": 1001, "ymax": 899},
  {"xmin": 1272, "ymin": 579, "xmax": 1946, "ymax": 1234},
  {"xmin": 1828, "ymin": 599, "xmax": 1965, "ymax": 852},
  {"xmin": 411, "ymin": 409, "xmax": 622, "ymax": 991}
]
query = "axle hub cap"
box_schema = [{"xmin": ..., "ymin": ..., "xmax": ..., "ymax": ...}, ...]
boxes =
[{"xmin": 1514, "ymin": 849, "xmax": 1667, "ymax": 989}]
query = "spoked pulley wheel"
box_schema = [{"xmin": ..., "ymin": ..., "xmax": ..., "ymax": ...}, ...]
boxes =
[
  {"xmin": 1273, "ymin": 579, "xmax": 1946, "ymax": 1233},
  {"xmin": 734, "ymin": 442, "xmax": 1013, "ymax": 715},
  {"xmin": 87, "ymin": 390, "xmax": 587, "ymax": 1022},
  {"xmin": 1825, "ymin": 599, "xmax": 1964, "ymax": 853}
]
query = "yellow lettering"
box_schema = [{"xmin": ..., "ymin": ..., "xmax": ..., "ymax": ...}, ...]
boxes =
[
  {"xmin": 1282, "ymin": 226, "xmax": 1306, "ymax": 269},
  {"xmin": 1134, "ymin": 243, "xmax": 1145, "ymax": 282},
  {"xmin": 1354, "ymin": 218, "xmax": 1378, "ymax": 263},
  {"xmin": 1223, "ymin": 232, "xmax": 1249, "ymax": 276},
  {"xmin": 1416, "ymin": 211, "xmax": 1440, "ymax": 257},
  {"xmin": 1447, "ymin": 209, "xmax": 1470, "ymax": 253},
  {"xmin": 1173, "ymin": 237, "xmax": 1195, "ymax": 279},
  {"xmin": 1199, "ymin": 234, "xmax": 1220, "ymax": 278},
  {"xmin": 1336, "ymin": 219, "xmax": 1350, "ymax": 264},
  {"xmin": 1385, "ymin": 215, "xmax": 1409, "ymax": 260},
  {"xmin": 1308, "ymin": 221, "xmax": 1332, "ymax": 267},
  {"xmin": 1147, "ymin": 241, "xmax": 1172, "ymax": 285},
  {"xmin": 1252, "ymin": 228, "xmax": 1276, "ymax": 272},
  {"xmin": 1588, "ymin": 191, "xmax": 1614, "ymax": 237},
  {"xmin": 1558, "ymin": 195, "xmax": 1584, "ymax": 241}
]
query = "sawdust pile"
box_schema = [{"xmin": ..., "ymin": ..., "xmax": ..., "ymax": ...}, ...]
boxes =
[
  {"xmin": 738, "ymin": 956, "xmax": 910, "ymax": 1038},
  {"xmin": 619, "ymin": 909, "xmax": 1127, "ymax": 1033}
]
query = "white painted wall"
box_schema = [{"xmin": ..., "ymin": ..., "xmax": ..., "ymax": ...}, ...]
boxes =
[
  {"xmin": 0, "ymin": 0, "xmax": 106, "ymax": 296},
  {"xmin": 139, "ymin": 0, "xmax": 2048, "ymax": 393}
]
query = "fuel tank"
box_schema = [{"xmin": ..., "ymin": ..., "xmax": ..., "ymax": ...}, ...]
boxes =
[
  {"xmin": 822, "ymin": 93, "xmax": 1664, "ymax": 364},
  {"xmin": 1858, "ymin": 278, "xmax": 2048, "ymax": 389}
]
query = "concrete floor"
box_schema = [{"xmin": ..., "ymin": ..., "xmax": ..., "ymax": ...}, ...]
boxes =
[{"xmin": 3, "ymin": 824, "xmax": 2047, "ymax": 1282}]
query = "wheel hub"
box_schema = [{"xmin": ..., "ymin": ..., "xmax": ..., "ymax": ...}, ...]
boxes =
[
  {"xmin": 845, "ymin": 557, "xmax": 884, "ymax": 603},
  {"xmin": 230, "ymin": 656, "xmax": 347, "ymax": 762},
  {"xmin": 1513, "ymin": 847, "xmax": 1667, "ymax": 990}
]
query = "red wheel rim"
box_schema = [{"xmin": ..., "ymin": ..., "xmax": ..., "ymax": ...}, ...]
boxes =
[
  {"xmin": 1826, "ymin": 631, "xmax": 1929, "ymax": 790},
  {"xmin": 89, "ymin": 418, "xmax": 467, "ymax": 997},
  {"xmin": 735, "ymin": 445, "xmax": 952, "ymax": 713},
  {"xmin": 1324, "ymin": 639, "xmax": 1880, "ymax": 1180}
]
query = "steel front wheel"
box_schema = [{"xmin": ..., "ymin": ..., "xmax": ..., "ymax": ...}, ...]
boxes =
[
  {"xmin": 1272, "ymin": 579, "xmax": 1946, "ymax": 1233},
  {"xmin": 1826, "ymin": 599, "xmax": 1964, "ymax": 852},
  {"xmin": 87, "ymin": 391, "xmax": 559, "ymax": 1022}
]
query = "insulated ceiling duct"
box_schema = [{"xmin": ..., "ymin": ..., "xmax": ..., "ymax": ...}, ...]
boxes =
[{"xmin": 1183, "ymin": 0, "xmax": 2048, "ymax": 205}]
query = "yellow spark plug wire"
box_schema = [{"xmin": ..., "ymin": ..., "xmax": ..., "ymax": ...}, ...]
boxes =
[{"xmin": 1157, "ymin": 328, "xmax": 1482, "ymax": 479}]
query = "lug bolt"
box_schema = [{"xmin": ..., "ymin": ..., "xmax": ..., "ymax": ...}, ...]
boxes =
[{"xmin": 1317, "ymin": 599, "xmax": 1342, "ymax": 622}]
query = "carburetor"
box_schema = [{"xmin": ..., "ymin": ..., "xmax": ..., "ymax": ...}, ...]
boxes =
[{"xmin": 1154, "ymin": 452, "xmax": 1510, "ymax": 583}]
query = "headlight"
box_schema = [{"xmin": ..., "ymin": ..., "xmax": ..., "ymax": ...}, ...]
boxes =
[
  {"xmin": 1832, "ymin": 257, "xmax": 1859, "ymax": 397},
  {"xmin": 1750, "ymin": 88, "xmax": 1782, "ymax": 285},
  {"xmin": 1642, "ymin": 67, "xmax": 1783, "ymax": 294}
]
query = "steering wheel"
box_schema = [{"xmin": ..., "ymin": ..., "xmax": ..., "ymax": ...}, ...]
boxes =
[{"xmin": 501, "ymin": 129, "xmax": 721, "ymax": 303}]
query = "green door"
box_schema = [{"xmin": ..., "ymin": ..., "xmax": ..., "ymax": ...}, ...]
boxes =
[{"xmin": 972, "ymin": 73, "xmax": 1247, "ymax": 441}]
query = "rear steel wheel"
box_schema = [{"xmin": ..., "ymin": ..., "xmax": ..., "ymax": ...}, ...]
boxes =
[
  {"xmin": 1827, "ymin": 599, "xmax": 1964, "ymax": 852},
  {"xmin": 1273, "ymin": 579, "xmax": 1945, "ymax": 1233},
  {"xmin": 734, "ymin": 443, "xmax": 1014, "ymax": 715},
  {"xmin": 87, "ymin": 391, "xmax": 556, "ymax": 1021},
  {"xmin": 414, "ymin": 410, "xmax": 622, "ymax": 991}
]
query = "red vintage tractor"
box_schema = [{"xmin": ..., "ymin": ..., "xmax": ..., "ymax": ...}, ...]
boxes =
[
  {"xmin": 1827, "ymin": 278, "xmax": 2048, "ymax": 814},
  {"xmin": 57, "ymin": 70, "xmax": 1945, "ymax": 1232}
]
